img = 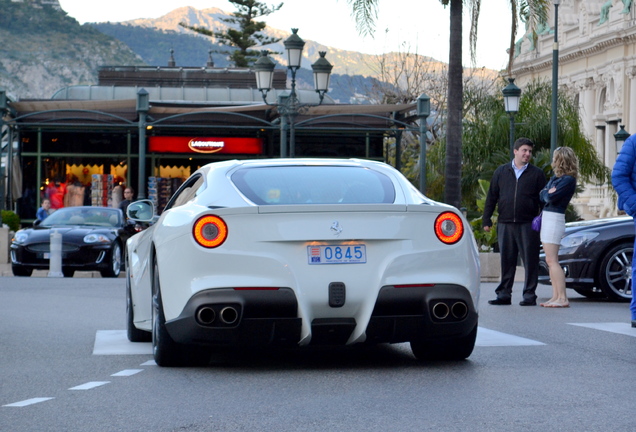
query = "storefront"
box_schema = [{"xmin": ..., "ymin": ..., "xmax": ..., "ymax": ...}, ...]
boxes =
[{"xmin": 2, "ymin": 70, "xmax": 420, "ymax": 222}]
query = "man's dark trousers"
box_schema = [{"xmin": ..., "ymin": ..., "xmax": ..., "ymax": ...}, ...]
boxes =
[{"xmin": 495, "ymin": 222, "xmax": 540, "ymax": 303}]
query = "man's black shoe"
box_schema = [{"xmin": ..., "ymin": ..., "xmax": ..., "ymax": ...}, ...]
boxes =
[
  {"xmin": 488, "ymin": 298, "xmax": 511, "ymax": 305},
  {"xmin": 631, "ymin": 320, "xmax": 636, "ymax": 328},
  {"xmin": 519, "ymin": 300, "xmax": 537, "ymax": 306}
]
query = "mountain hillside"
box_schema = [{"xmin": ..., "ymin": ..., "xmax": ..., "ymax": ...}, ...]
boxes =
[
  {"xmin": 0, "ymin": 2, "xmax": 475, "ymax": 104},
  {"xmin": 112, "ymin": 6, "xmax": 397, "ymax": 77},
  {"xmin": 0, "ymin": 0, "xmax": 144, "ymax": 99}
]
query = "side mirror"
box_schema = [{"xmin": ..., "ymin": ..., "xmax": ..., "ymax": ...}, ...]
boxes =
[
  {"xmin": 33, "ymin": 220, "xmax": 42, "ymax": 227},
  {"xmin": 126, "ymin": 200, "xmax": 155, "ymax": 223}
]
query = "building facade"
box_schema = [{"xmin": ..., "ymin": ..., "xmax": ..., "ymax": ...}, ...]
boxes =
[
  {"xmin": 1, "ymin": 66, "xmax": 419, "ymax": 221},
  {"xmin": 512, "ymin": 0, "xmax": 636, "ymax": 219}
]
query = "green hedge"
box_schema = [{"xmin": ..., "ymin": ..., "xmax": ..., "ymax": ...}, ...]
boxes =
[{"xmin": 1, "ymin": 210, "xmax": 20, "ymax": 232}]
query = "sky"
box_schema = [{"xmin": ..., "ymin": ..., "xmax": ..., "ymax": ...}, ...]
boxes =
[{"xmin": 57, "ymin": 0, "xmax": 514, "ymax": 71}]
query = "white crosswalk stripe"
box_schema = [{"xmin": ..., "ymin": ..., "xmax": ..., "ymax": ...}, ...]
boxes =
[
  {"xmin": 475, "ymin": 327, "xmax": 545, "ymax": 346},
  {"xmin": 568, "ymin": 322, "xmax": 636, "ymax": 337}
]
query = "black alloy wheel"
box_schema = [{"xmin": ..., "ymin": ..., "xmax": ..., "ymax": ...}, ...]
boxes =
[
  {"xmin": 598, "ymin": 243, "xmax": 633, "ymax": 302},
  {"xmin": 100, "ymin": 242, "xmax": 121, "ymax": 278}
]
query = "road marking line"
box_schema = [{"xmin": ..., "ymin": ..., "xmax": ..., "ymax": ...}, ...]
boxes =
[
  {"xmin": 476, "ymin": 327, "xmax": 545, "ymax": 347},
  {"xmin": 69, "ymin": 381, "xmax": 110, "ymax": 391},
  {"xmin": 3, "ymin": 397, "xmax": 54, "ymax": 407},
  {"xmin": 93, "ymin": 330, "xmax": 151, "ymax": 355},
  {"xmin": 569, "ymin": 322, "xmax": 636, "ymax": 337},
  {"xmin": 111, "ymin": 369, "xmax": 143, "ymax": 377},
  {"xmin": 141, "ymin": 360, "xmax": 157, "ymax": 366}
]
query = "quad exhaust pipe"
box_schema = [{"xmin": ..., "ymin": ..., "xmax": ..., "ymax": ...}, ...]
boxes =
[
  {"xmin": 431, "ymin": 302, "xmax": 450, "ymax": 320},
  {"xmin": 451, "ymin": 301, "xmax": 468, "ymax": 319},
  {"xmin": 196, "ymin": 305, "xmax": 239, "ymax": 326},
  {"xmin": 220, "ymin": 306, "xmax": 239, "ymax": 325},
  {"xmin": 196, "ymin": 307, "xmax": 216, "ymax": 325},
  {"xmin": 431, "ymin": 301, "xmax": 468, "ymax": 321}
]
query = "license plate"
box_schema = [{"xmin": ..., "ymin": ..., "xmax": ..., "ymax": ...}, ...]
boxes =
[{"xmin": 307, "ymin": 245, "xmax": 366, "ymax": 264}]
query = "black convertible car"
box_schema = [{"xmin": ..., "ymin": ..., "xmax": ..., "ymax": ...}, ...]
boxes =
[
  {"xmin": 538, "ymin": 216, "xmax": 633, "ymax": 302},
  {"xmin": 10, "ymin": 206, "xmax": 137, "ymax": 278}
]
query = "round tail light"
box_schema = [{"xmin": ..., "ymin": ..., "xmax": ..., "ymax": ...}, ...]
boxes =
[
  {"xmin": 193, "ymin": 215, "xmax": 228, "ymax": 248},
  {"xmin": 434, "ymin": 211, "xmax": 464, "ymax": 245}
]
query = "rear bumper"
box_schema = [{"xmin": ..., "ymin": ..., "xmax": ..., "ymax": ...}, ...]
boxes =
[{"xmin": 166, "ymin": 283, "xmax": 478, "ymax": 347}]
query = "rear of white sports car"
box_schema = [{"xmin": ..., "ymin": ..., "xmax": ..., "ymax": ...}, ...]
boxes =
[{"xmin": 127, "ymin": 159, "xmax": 480, "ymax": 365}]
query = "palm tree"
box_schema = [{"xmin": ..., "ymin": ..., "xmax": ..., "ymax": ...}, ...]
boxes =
[{"xmin": 347, "ymin": 0, "xmax": 550, "ymax": 209}]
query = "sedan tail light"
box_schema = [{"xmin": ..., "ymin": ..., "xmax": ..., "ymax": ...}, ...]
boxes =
[
  {"xmin": 434, "ymin": 211, "xmax": 464, "ymax": 245},
  {"xmin": 193, "ymin": 215, "xmax": 228, "ymax": 248}
]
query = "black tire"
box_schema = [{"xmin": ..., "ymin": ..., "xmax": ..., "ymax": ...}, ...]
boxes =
[
  {"xmin": 100, "ymin": 242, "xmax": 122, "ymax": 278},
  {"xmin": 62, "ymin": 268, "xmax": 75, "ymax": 278},
  {"xmin": 573, "ymin": 288, "xmax": 606, "ymax": 299},
  {"xmin": 597, "ymin": 243, "xmax": 633, "ymax": 302},
  {"xmin": 410, "ymin": 325, "xmax": 478, "ymax": 361},
  {"xmin": 126, "ymin": 261, "xmax": 151, "ymax": 343},
  {"xmin": 151, "ymin": 256, "xmax": 208, "ymax": 366},
  {"xmin": 12, "ymin": 265, "xmax": 32, "ymax": 277},
  {"xmin": 152, "ymin": 256, "xmax": 181, "ymax": 366}
]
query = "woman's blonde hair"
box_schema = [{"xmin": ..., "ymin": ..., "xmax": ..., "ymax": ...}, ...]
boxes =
[{"xmin": 552, "ymin": 146, "xmax": 578, "ymax": 178}]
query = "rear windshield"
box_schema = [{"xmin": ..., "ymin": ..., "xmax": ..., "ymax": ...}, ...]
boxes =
[{"xmin": 231, "ymin": 166, "xmax": 396, "ymax": 205}]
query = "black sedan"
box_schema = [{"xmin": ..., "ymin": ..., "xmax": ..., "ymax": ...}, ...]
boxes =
[
  {"xmin": 10, "ymin": 206, "xmax": 137, "ymax": 278},
  {"xmin": 538, "ymin": 216, "xmax": 633, "ymax": 302}
]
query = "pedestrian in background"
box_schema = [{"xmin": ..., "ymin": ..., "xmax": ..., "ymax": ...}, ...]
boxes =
[
  {"xmin": 540, "ymin": 147, "xmax": 578, "ymax": 308},
  {"xmin": 611, "ymin": 133, "xmax": 636, "ymax": 327},
  {"xmin": 483, "ymin": 137, "xmax": 547, "ymax": 306},
  {"xmin": 119, "ymin": 187, "xmax": 134, "ymax": 216},
  {"xmin": 36, "ymin": 198, "xmax": 51, "ymax": 221}
]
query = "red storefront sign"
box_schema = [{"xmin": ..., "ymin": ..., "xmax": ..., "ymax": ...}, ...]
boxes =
[{"xmin": 149, "ymin": 136, "xmax": 264, "ymax": 154}]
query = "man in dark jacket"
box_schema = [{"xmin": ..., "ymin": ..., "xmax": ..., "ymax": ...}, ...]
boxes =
[{"xmin": 483, "ymin": 137, "xmax": 546, "ymax": 306}]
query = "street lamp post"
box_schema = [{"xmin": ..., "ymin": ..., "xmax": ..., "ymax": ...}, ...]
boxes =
[
  {"xmin": 0, "ymin": 88, "xmax": 6, "ymax": 221},
  {"xmin": 254, "ymin": 29, "xmax": 333, "ymax": 158},
  {"xmin": 136, "ymin": 88, "xmax": 149, "ymax": 199},
  {"xmin": 550, "ymin": 0, "xmax": 561, "ymax": 156},
  {"xmin": 614, "ymin": 122, "xmax": 631, "ymax": 154},
  {"xmin": 417, "ymin": 93, "xmax": 430, "ymax": 194},
  {"xmin": 503, "ymin": 78, "xmax": 521, "ymax": 159}
]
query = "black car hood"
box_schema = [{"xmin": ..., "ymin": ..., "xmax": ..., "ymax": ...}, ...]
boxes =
[
  {"xmin": 564, "ymin": 216, "xmax": 633, "ymax": 234},
  {"xmin": 22, "ymin": 226, "xmax": 117, "ymax": 243}
]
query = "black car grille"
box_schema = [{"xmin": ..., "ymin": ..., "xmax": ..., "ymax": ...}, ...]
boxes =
[{"xmin": 26, "ymin": 243, "xmax": 80, "ymax": 253}]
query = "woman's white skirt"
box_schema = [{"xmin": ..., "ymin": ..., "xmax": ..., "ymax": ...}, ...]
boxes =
[{"xmin": 540, "ymin": 210, "xmax": 566, "ymax": 245}]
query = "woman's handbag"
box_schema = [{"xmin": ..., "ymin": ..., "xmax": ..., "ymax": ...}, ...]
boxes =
[{"xmin": 532, "ymin": 212, "xmax": 542, "ymax": 232}]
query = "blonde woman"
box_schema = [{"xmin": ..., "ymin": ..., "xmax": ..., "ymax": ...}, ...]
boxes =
[{"xmin": 540, "ymin": 147, "xmax": 578, "ymax": 308}]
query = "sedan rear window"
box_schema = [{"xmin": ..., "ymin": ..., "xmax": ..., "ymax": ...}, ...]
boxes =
[{"xmin": 231, "ymin": 166, "xmax": 396, "ymax": 205}]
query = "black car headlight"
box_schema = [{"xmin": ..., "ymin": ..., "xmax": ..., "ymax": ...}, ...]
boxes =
[
  {"xmin": 84, "ymin": 234, "xmax": 111, "ymax": 244},
  {"xmin": 13, "ymin": 231, "xmax": 28, "ymax": 244},
  {"xmin": 559, "ymin": 231, "xmax": 600, "ymax": 254}
]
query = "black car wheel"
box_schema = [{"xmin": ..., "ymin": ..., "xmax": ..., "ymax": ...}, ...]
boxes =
[
  {"xmin": 410, "ymin": 325, "xmax": 477, "ymax": 361},
  {"xmin": 597, "ymin": 242, "xmax": 633, "ymax": 302},
  {"xmin": 151, "ymin": 256, "xmax": 208, "ymax": 367},
  {"xmin": 100, "ymin": 242, "xmax": 121, "ymax": 278},
  {"xmin": 126, "ymin": 262, "xmax": 151, "ymax": 343},
  {"xmin": 152, "ymin": 256, "xmax": 181, "ymax": 366},
  {"xmin": 12, "ymin": 265, "xmax": 32, "ymax": 277}
]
